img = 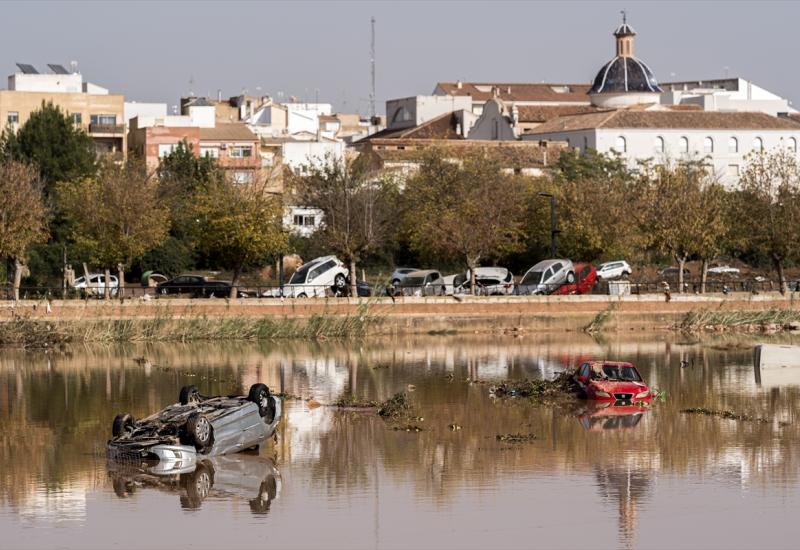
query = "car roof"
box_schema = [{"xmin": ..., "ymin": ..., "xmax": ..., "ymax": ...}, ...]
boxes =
[
  {"xmin": 585, "ymin": 361, "xmax": 635, "ymax": 367},
  {"xmin": 470, "ymin": 267, "xmax": 509, "ymax": 277},
  {"xmin": 407, "ymin": 269, "xmax": 439, "ymax": 277},
  {"xmin": 599, "ymin": 260, "xmax": 627, "ymax": 267},
  {"xmin": 307, "ymin": 255, "xmax": 338, "ymax": 265},
  {"xmin": 528, "ymin": 259, "xmax": 570, "ymax": 271}
]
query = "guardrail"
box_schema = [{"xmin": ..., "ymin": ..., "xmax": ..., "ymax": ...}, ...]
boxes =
[{"xmin": 0, "ymin": 278, "xmax": 793, "ymax": 301}]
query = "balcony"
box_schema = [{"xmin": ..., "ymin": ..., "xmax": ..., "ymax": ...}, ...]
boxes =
[{"xmin": 88, "ymin": 123, "xmax": 125, "ymax": 135}]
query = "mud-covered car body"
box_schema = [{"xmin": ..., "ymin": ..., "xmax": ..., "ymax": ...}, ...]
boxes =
[
  {"xmin": 573, "ymin": 361, "xmax": 651, "ymax": 403},
  {"xmin": 107, "ymin": 384, "xmax": 281, "ymax": 463},
  {"xmin": 108, "ymin": 454, "xmax": 281, "ymax": 512}
]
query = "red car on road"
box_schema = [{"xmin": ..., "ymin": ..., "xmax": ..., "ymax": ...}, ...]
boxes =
[
  {"xmin": 574, "ymin": 361, "xmax": 652, "ymax": 403},
  {"xmin": 552, "ymin": 263, "xmax": 597, "ymax": 295}
]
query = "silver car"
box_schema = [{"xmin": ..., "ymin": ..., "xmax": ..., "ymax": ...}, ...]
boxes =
[
  {"xmin": 398, "ymin": 269, "xmax": 446, "ymax": 296},
  {"xmin": 391, "ymin": 267, "xmax": 420, "ymax": 286},
  {"xmin": 107, "ymin": 384, "xmax": 281, "ymax": 464},
  {"xmin": 516, "ymin": 259, "xmax": 576, "ymax": 295}
]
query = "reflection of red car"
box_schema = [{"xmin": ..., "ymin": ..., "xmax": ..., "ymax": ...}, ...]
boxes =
[
  {"xmin": 577, "ymin": 401, "xmax": 649, "ymax": 431},
  {"xmin": 574, "ymin": 361, "xmax": 652, "ymax": 402},
  {"xmin": 552, "ymin": 263, "xmax": 596, "ymax": 295}
]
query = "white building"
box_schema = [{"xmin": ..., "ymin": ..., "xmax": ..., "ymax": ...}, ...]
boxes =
[
  {"xmin": 124, "ymin": 101, "xmax": 167, "ymax": 123},
  {"xmin": 284, "ymin": 102, "xmax": 333, "ymax": 135},
  {"xmin": 386, "ymin": 95, "xmax": 474, "ymax": 131},
  {"xmin": 521, "ymin": 17, "xmax": 800, "ymax": 185},
  {"xmin": 660, "ymin": 77, "xmax": 796, "ymax": 117}
]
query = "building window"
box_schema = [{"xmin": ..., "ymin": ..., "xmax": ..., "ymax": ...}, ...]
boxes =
[
  {"xmin": 679, "ymin": 136, "xmax": 689, "ymax": 153},
  {"xmin": 158, "ymin": 143, "xmax": 179, "ymax": 158},
  {"xmin": 7, "ymin": 112, "xmax": 19, "ymax": 124},
  {"xmin": 293, "ymin": 214, "xmax": 316, "ymax": 227},
  {"xmin": 704, "ymin": 137, "xmax": 714, "ymax": 153},
  {"xmin": 229, "ymin": 145, "xmax": 253, "ymax": 158},
  {"xmin": 654, "ymin": 136, "xmax": 664, "ymax": 153},
  {"xmin": 752, "ymin": 137, "xmax": 763, "ymax": 152},
  {"xmin": 789, "ymin": 137, "xmax": 798, "ymax": 152},
  {"xmin": 728, "ymin": 137, "xmax": 738, "ymax": 153},
  {"xmin": 614, "ymin": 136, "xmax": 627, "ymax": 153},
  {"xmin": 583, "ymin": 136, "xmax": 589, "ymax": 150},
  {"xmin": 727, "ymin": 164, "xmax": 740, "ymax": 177},
  {"xmin": 200, "ymin": 146, "xmax": 219, "ymax": 158},
  {"xmin": 90, "ymin": 114, "xmax": 117, "ymax": 126},
  {"xmin": 232, "ymin": 171, "xmax": 253, "ymax": 184},
  {"xmin": 71, "ymin": 113, "xmax": 82, "ymax": 125}
]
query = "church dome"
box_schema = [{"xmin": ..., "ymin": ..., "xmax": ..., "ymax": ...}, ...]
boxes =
[{"xmin": 589, "ymin": 16, "xmax": 663, "ymax": 107}]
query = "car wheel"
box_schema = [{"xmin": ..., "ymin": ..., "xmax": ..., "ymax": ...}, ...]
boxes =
[
  {"xmin": 186, "ymin": 413, "xmax": 213, "ymax": 451},
  {"xmin": 159, "ymin": 288, "xmax": 168, "ymax": 295},
  {"xmin": 181, "ymin": 461, "xmax": 214, "ymax": 509},
  {"xmin": 248, "ymin": 383, "xmax": 275, "ymax": 419},
  {"xmin": 179, "ymin": 384, "xmax": 200, "ymax": 405},
  {"xmin": 392, "ymin": 279, "xmax": 401, "ymax": 287},
  {"xmin": 334, "ymin": 274, "xmax": 347, "ymax": 290},
  {"xmin": 297, "ymin": 292, "xmax": 307, "ymax": 298},
  {"xmin": 566, "ymin": 271, "xmax": 576, "ymax": 284},
  {"xmin": 112, "ymin": 413, "xmax": 135, "ymax": 438}
]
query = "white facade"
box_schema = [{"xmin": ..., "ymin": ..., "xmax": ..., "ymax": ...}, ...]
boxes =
[
  {"xmin": 9, "ymin": 72, "xmax": 83, "ymax": 93},
  {"xmin": 124, "ymin": 102, "xmax": 167, "ymax": 123},
  {"xmin": 661, "ymin": 78, "xmax": 796, "ymax": 116},
  {"xmin": 386, "ymin": 95, "xmax": 472, "ymax": 129},
  {"xmin": 282, "ymin": 139, "xmax": 344, "ymax": 173},
  {"xmin": 187, "ymin": 104, "xmax": 215, "ymax": 128},
  {"xmin": 525, "ymin": 126, "xmax": 800, "ymax": 185},
  {"xmin": 284, "ymin": 206, "xmax": 324, "ymax": 237},
  {"xmin": 284, "ymin": 103, "xmax": 333, "ymax": 135}
]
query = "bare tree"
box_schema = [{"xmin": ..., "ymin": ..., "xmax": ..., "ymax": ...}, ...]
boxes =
[
  {"xmin": 0, "ymin": 160, "xmax": 48, "ymax": 300},
  {"xmin": 293, "ymin": 156, "xmax": 398, "ymax": 297},
  {"xmin": 402, "ymin": 149, "xmax": 528, "ymax": 294}
]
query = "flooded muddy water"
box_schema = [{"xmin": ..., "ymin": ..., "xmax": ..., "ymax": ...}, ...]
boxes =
[{"xmin": 1, "ymin": 334, "xmax": 799, "ymax": 549}]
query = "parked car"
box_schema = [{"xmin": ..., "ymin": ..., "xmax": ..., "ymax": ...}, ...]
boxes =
[
  {"xmin": 457, "ymin": 267, "xmax": 515, "ymax": 295},
  {"xmin": 552, "ymin": 263, "xmax": 597, "ymax": 295},
  {"xmin": 442, "ymin": 273, "xmax": 468, "ymax": 296},
  {"xmin": 269, "ymin": 256, "xmax": 349, "ymax": 298},
  {"xmin": 398, "ymin": 269, "xmax": 446, "ymax": 296},
  {"xmin": 107, "ymin": 383, "xmax": 281, "ymax": 463},
  {"xmin": 72, "ymin": 273, "xmax": 119, "ymax": 298},
  {"xmin": 390, "ymin": 267, "xmax": 421, "ymax": 287},
  {"xmin": 708, "ymin": 264, "xmax": 740, "ymax": 275},
  {"xmin": 596, "ymin": 260, "xmax": 632, "ymax": 280},
  {"xmin": 573, "ymin": 361, "xmax": 652, "ymax": 403},
  {"xmin": 659, "ymin": 266, "xmax": 691, "ymax": 278},
  {"xmin": 156, "ymin": 275, "xmax": 232, "ymax": 298},
  {"xmin": 107, "ymin": 454, "xmax": 281, "ymax": 513},
  {"xmin": 515, "ymin": 259, "xmax": 576, "ymax": 295}
]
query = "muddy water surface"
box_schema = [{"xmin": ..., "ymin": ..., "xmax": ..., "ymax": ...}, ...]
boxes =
[{"xmin": 1, "ymin": 334, "xmax": 799, "ymax": 550}]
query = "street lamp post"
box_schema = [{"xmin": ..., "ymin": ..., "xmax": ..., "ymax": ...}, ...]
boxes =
[{"xmin": 537, "ymin": 192, "xmax": 559, "ymax": 258}]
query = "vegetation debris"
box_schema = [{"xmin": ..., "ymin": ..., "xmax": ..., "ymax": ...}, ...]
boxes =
[
  {"xmin": 377, "ymin": 393, "xmax": 412, "ymax": 418},
  {"xmin": 490, "ymin": 371, "xmax": 580, "ymax": 400},
  {"xmin": 496, "ymin": 433, "xmax": 537, "ymax": 443},
  {"xmin": 681, "ymin": 407, "xmax": 770, "ymax": 423}
]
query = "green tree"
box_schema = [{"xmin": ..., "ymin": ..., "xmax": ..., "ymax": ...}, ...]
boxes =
[
  {"xmin": 292, "ymin": 156, "xmax": 399, "ymax": 296},
  {"xmin": 0, "ymin": 160, "xmax": 49, "ymax": 300},
  {"xmin": 192, "ymin": 177, "xmax": 287, "ymax": 295},
  {"xmin": 1, "ymin": 101, "xmax": 96, "ymax": 191},
  {"xmin": 57, "ymin": 161, "xmax": 169, "ymax": 298},
  {"xmin": 402, "ymin": 148, "xmax": 528, "ymax": 293},
  {"xmin": 734, "ymin": 150, "xmax": 800, "ymax": 294}
]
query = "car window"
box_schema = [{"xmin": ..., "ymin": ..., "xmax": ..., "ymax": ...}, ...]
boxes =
[
  {"xmin": 308, "ymin": 260, "xmax": 337, "ymax": 282},
  {"xmin": 477, "ymin": 278, "xmax": 500, "ymax": 286},
  {"xmin": 403, "ymin": 276, "xmax": 425, "ymax": 286},
  {"xmin": 543, "ymin": 268, "xmax": 554, "ymax": 281},
  {"xmin": 429, "ymin": 272, "xmax": 440, "ymax": 281},
  {"xmin": 521, "ymin": 270, "xmax": 542, "ymax": 285},
  {"xmin": 289, "ymin": 263, "xmax": 314, "ymax": 284},
  {"xmin": 504, "ymin": 272, "xmax": 512, "ymax": 282},
  {"xmin": 600, "ymin": 365, "xmax": 642, "ymax": 381},
  {"xmin": 551, "ymin": 263, "xmax": 563, "ymax": 273}
]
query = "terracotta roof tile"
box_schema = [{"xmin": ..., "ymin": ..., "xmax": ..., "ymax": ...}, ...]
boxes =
[
  {"xmin": 199, "ymin": 123, "xmax": 258, "ymax": 141},
  {"xmin": 360, "ymin": 112, "xmax": 463, "ymax": 141},
  {"xmin": 515, "ymin": 105, "xmax": 601, "ymax": 122}
]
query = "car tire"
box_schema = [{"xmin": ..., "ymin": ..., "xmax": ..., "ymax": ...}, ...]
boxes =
[
  {"xmin": 186, "ymin": 413, "xmax": 213, "ymax": 451},
  {"xmin": 179, "ymin": 384, "xmax": 200, "ymax": 405},
  {"xmin": 248, "ymin": 383, "xmax": 275, "ymax": 420},
  {"xmin": 566, "ymin": 271, "xmax": 576, "ymax": 284},
  {"xmin": 297, "ymin": 292, "xmax": 307, "ymax": 298},
  {"xmin": 334, "ymin": 274, "xmax": 346, "ymax": 290},
  {"xmin": 112, "ymin": 413, "xmax": 135, "ymax": 438},
  {"xmin": 180, "ymin": 461, "xmax": 214, "ymax": 509}
]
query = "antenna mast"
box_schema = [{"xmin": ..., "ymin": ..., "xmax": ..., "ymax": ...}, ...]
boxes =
[{"xmin": 370, "ymin": 16, "xmax": 376, "ymax": 119}]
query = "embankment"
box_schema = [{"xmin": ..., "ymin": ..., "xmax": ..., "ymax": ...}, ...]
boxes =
[{"xmin": 0, "ymin": 292, "xmax": 798, "ymax": 346}]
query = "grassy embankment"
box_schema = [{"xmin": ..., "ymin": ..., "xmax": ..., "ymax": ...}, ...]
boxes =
[
  {"xmin": 0, "ymin": 304, "xmax": 376, "ymax": 348},
  {"xmin": 679, "ymin": 306, "xmax": 800, "ymax": 332}
]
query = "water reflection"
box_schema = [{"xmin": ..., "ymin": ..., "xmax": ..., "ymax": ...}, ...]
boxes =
[
  {"xmin": 107, "ymin": 454, "xmax": 281, "ymax": 514},
  {"xmin": 1, "ymin": 333, "xmax": 799, "ymax": 549}
]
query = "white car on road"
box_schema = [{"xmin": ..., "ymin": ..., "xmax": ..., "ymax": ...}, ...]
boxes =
[
  {"xmin": 596, "ymin": 261, "xmax": 632, "ymax": 280},
  {"xmin": 708, "ymin": 265, "xmax": 740, "ymax": 275}
]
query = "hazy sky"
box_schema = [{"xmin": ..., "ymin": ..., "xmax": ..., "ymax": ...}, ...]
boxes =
[{"xmin": 1, "ymin": 1, "xmax": 798, "ymax": 115}]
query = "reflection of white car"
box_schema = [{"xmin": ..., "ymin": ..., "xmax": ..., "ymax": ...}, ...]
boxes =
[
  {"xmin": 267, "ymin": 256, "xmax": 349, "ymax": 298},
  {"xmin": 596, "ymin": 261, "xmax": 632, "ymax": 280},
  {"xmin": 708, "ymin": 265, "xmax": 740, "ymax": 275},
  {"xmin": 72, "ymin": 274, "xmax": 119, "ymax": 297}
]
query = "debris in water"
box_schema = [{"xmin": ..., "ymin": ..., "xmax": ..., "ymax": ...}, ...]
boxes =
[
  {"xmin": 448, "ymin": 424, "xmax": 462, "ymax": 431},
  {"xmin": 496, "ymin": 433, "xmax": 537, "ymax": 443},
  {"xmin": 393, "ymin": 424, "xmax": 424, "ymax": 432},
  {"xmin": 333, "ymin": 394, "xmax": 379, "ymax": 408},
  {"xmin": 681, "ymin": 407, "xmax": 770, "ymax": 423},
  {"xmin": 377, "ymin": 393, "xmax": 412, "ymax": 418},
  {"xmin": 490, "ymin": 371, "xmax": 579, "ymax": 400}
]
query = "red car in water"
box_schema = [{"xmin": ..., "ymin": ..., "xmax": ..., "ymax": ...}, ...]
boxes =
[
  {"xmin": 573, "ymin": 361, "xmax": 652, "ymax": 402},
  {"xmin": 552, "ymin": 263, "xmax": 597, "ymax": 295},
  {"xmin": 577, "ymin": 402, "xmax": 649, "ymax": 431}
]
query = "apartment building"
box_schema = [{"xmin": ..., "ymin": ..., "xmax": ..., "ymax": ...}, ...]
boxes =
[{"xmin": 0, "ymin": 63, "xmax": 125, "ymax": 157}]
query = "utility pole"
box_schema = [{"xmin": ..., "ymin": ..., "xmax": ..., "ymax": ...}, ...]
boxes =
[{"xmin": 369, "ymin": 16, "xmax": 376, "ymax": 119}]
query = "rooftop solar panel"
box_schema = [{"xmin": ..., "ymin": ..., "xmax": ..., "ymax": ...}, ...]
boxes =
[
  {"xmin": 48, "ymin": 63, "xmax": 70, "ymax": 75},
  {"xmin": 16, "ymin": 63, "xmax": 39, "ymax": 74}
]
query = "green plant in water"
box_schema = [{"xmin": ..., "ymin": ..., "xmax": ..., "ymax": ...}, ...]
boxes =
[{"xmin": 583, "ymin": 302, "xmax": 619, "ymax": 334}]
